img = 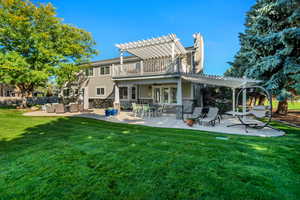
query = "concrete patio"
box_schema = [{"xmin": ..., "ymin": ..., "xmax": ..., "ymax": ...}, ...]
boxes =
[{"xmin": 24, "ymin": 109, "xmax": 285, "ymax": 137}]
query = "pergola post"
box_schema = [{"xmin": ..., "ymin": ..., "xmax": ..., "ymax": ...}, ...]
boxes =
[
  {"xmin": 140, "ymin": 60, "xmax": 144, "ymax": 75},
  {"xmin": 242, "ymin": 83, "xmax": 247, "ymax": 119},
  {"xmin": 176, "ymin": 78, "xmax": 183, "ymax": 119},
  {"xmin": 171, "ymin": 42, "xmax": 176, "ymax": 72},
  {"xmin": 114, "ymin": 83, "xmax": 120, "ymax": 111},
  {"xmin": 232, "ymin": 88, "xmax": 236, "ymax": 116},
  {"xmin": 120, "ymin": 50, "xmax": 123, "ymax": 73}
]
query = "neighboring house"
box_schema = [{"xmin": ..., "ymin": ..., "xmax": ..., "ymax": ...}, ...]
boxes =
[
  {"xmin": 0, "ymin": 84, "xmax": 20, "ymax": 97},
  {"xmin": 81, "ymin": 33, "xmax": 259, "ymax": 119}
]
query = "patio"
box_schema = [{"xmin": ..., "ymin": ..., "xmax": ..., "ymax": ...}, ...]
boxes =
[{"xmin": 24, "ymin": 109, "xmax": 284, "ymax": 137}]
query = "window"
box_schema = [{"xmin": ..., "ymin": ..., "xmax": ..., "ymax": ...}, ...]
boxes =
[
  {"xmin": 96, "ymin": 87, "xmax": 105, "ymax": 96},
  {"xmin": 154, "ymin": 88, "xmax": 161, "ymax": 103},
  {"xmin": 131, "ymin": 87, "xmax": 136, "ymax": 100},
  {"xmin": 170, "ymin": 88, "xmax": 177, "ymax": 103},
  {"xmin": 99, "ymin": 66, "xmax": 110, "ymax": 75},
  {"xmin": 162, "ymin": 88, "xmax": 169, "ymax": 104},
  {"xmin": 85, "ymin": 68, "xmax": 94, "ymax": 76},
  {"xmin": 119, "ymin": 87, "xmax": 128, "ymax": 100}
]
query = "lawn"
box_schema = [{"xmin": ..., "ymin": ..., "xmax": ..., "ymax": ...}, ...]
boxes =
[
  {"xmin": 272, "ymin": 101, "xmax": 300, "ymax": 111},
  {"xmin": 0, "ymin": 108, "xmax": 299, "ymax": 200}
]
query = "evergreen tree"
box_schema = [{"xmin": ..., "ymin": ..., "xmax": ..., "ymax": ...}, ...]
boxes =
[{"xmin": 226, "ymin": 0, "xmax": 300, "ymax": 114}]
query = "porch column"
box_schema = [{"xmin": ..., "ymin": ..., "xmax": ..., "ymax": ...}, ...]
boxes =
[
  {"xmin": 176, "ymin": 78, "xmax": 183, "ymax": 119},
  {"xmin": 242, "ymin": 84, "xmax": 247, "ymax": 119},
  {"xmin": 83, "ymin": 87, "xmax": 89, "ymax": 110},
  {"xmin": 232, "ymin": 88, "xmax": 236, "ymax": 116},
  {"xmin": 114, "ymin": 83, "xmax": 120, "ymax": 111}
]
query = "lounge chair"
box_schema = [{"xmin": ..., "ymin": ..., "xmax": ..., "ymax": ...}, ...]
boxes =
[
  {"xmin": 69, "ymin": 103, "xmax": 79, "ymax": 113},
  {"xmin": 200, "ymin": 107, "xmax": 220, "ymax": 126},
  {"xmin": 184, "ymin": 107, "xmax": 203, "ymax": 121},
  {"xmin": 55, "ymin": 104, "xmax": 65, "ymax": 114}
]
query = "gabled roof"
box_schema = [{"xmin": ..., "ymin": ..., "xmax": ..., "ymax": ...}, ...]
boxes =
[
  {"xmin": 116, "ymin": 34, "xmax": 187, "ymax": 59},
  {"xmin": 181, "ymin": 74, "xmax": 261, "ymax": 88}
]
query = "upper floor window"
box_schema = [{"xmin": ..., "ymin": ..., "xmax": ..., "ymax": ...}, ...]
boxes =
[
  {"xmin": 85, "ymin": 68, "xmax": 94, "ymax": 76},
  {"xmin": 99, "ymin": 66, "xmax": 110, "ymax": 75}
]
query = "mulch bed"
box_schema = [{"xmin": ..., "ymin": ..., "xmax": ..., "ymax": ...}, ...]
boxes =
[{"xmin": 272, "ymin": 110, "xmax": 300, "ymax": 127}]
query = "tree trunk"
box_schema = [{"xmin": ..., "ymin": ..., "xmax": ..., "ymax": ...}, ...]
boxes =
[
  {"xmin": 258, "ymin": 95, "xmax": 266, "ymax": 105},
  {"xmin": 276, "ymin": 99, "xmax": 288, "ymax": 115}
]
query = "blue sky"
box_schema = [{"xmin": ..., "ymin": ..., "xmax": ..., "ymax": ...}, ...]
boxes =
[{"xmin": 40, "ymin": 0, "xmax": 255, "ymax": 75}]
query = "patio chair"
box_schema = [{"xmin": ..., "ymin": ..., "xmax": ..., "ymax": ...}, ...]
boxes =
[
  {"xmin": 132, "ymin": 103, "xmax": 141, "ymax": 117},
  {"xmin": 55, "ymin": 104, "xmax": 65, "ymax": 114},
  {"xmin": 45, "ymin": 104, "xmax": 55, "ymax": 113},
  {"xmin": 141, "ymin": 104, "xmax": 154, "ymax": 118},
  {"xmin": 69, "ymin": 103, "xmax": 79, "ymax": 113},
  {"xmin": 200, "ymin": 107, "xmax": 221, "ymax": 126},
  {"xmin": 156, "ymin": 104, "xmax": 166, "ymax": 117}
]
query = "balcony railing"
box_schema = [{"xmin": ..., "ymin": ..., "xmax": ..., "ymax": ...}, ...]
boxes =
[{"xmin": 112, "ymin": 57, "xmax": 186, "ymax": 77}]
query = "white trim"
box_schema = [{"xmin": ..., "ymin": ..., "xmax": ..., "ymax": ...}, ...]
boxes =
[{"xmin": 112, "ymin": 74, "xmax": 179, "ymax": 81}]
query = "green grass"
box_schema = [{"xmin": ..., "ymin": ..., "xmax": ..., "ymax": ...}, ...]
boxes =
[
  {"xmin": 0, "ymin": 108, "xmax": 299, "ymax": 200},
  {"xmin": 272, "ymin": 101, "xmax": 300, "ymax": 110}
]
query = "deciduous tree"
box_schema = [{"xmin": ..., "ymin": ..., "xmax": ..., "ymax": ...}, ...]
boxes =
[{"xmin": 0, "ymin": 0, "xmax": 97, "ymax": 107}]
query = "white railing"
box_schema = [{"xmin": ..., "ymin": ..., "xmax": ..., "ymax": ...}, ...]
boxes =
[{"xmin": 112, "ymin": 57, "xmax": 181, "ymax": 77}]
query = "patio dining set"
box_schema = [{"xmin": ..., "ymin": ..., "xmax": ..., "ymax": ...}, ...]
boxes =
[{"xmin": 131, "ymin": 103, "xmax": 165, "ymax": 118}]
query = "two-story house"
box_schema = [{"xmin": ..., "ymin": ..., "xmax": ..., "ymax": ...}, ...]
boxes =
[
  {"xmin": 80, "ymin": 33, "xmax": 259, "ymax": 119},
  {"xmin": 81, "ymin": 33, "xmax": 204, "ymax": 117}
]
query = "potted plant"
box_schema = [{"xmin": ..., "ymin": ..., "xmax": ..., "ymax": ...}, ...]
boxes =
[{"xmin": 185, "ymin": 118, "xmax": 196, "ymax": 127}]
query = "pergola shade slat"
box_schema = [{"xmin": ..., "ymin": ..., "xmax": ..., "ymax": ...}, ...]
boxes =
[
  {"xmin": 181, "ymin": 74, "xmax": 261, "ymax": 88},
  {"xmin": 116, "ymin": 34, "xmax": 187, "ymax": 59}
]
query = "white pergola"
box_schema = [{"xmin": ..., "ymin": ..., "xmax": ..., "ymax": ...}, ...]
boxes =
[
  {"xmin": 115, "ymin": 34, "xmax": 187, "ymax": 60},
  {"xmin": 181, "ymin": 74, "xmax": 261, "ymax": 115},
  {"xmin": 114, "ymin": 34, "xmax": 187, "ymax": 109}
]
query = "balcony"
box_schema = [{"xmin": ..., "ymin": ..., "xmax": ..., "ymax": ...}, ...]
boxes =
[{"xmin": 112, "ymin": 57, "xmax": 190, "ymax": 78}]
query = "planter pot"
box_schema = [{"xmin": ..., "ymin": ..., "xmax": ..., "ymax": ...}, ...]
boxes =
[{"xmin": 185, "ymin": 119, "xmax": 195, "ymax": 127}]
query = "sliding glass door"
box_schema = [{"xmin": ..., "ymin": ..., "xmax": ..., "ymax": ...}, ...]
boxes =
[{"xmin": 153, "ymin": 86, "xmax": 177, "ymax": 104}]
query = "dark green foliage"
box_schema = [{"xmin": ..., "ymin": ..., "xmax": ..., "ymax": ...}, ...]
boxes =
[
  {"xmin": 0, "ymin": 108, "xmax": 299, "ymax": 199},
  {"xmin": 226, "ymin": 0, "xmax": 300, "ymax": 101}
]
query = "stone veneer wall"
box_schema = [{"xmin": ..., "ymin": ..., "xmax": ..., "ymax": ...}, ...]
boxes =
[{"xmin": 89, "ymin": 98, "xmax": 114, "ymax": 109}]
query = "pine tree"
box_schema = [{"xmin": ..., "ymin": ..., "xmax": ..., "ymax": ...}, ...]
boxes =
[{"xmin": 226, "ymin": 0, "xmax": 300, "ymax": 114}]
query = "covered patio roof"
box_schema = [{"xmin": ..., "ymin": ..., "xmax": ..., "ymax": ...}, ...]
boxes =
[
  {"xmin": 115, "ymin": 34, "xmax": 187, "ymax": 59},
  {"xmin": 181, "ymin": 74, "xmax": 261, "ymax": 88}
]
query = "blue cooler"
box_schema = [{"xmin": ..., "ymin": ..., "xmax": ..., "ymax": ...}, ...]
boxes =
[{"xmin": 105, "ymin": 109, "xmax": 111, "ymax": 117}]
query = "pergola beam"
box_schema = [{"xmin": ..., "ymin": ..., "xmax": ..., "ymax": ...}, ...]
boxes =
[{"xmin": 115, "ymin": 34, "xmax": 186, "ymax": 59}]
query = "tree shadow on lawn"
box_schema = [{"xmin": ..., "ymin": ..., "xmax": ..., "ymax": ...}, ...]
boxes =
[{"xmin": 0, "ymin": 115, "xmax": 300, "ymax": 199}]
